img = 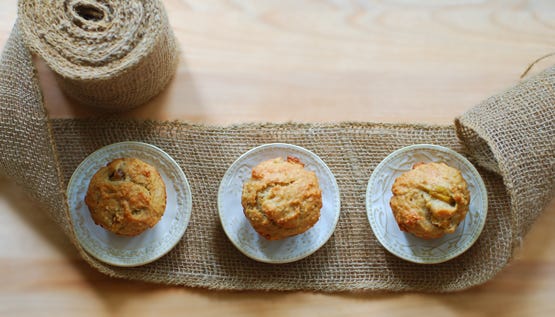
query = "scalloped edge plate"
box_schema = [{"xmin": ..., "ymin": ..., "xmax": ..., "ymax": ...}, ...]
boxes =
[
  {"xmin": 365, "ymin": 144, "xmax": 488, "ymax": 264},
  {"xmin": 66, "ymin": 141, "xmax": 192, "ymax": 267},
  {"xmin": 218, "ymin": 143, "xmax": 341, "ymax": 263}
]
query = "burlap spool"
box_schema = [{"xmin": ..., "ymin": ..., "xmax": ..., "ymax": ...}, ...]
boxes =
[
  {"xmin": 0, "ymin": 3, "xmax": 554, "ymax": 292},
  {"xmin": 17, "ymin": 0, "xmax": 179, "ymax": 110}
]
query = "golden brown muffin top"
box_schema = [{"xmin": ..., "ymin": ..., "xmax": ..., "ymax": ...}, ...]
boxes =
[
  {"xmin": 389, "ymin": 162, "xmax": 470, "ymax": 239},
  {"xmin": 85, "ymin": 157, "xmax": 167, "ymax": 236},
  {"xmin": 241, "ymin": 156, "xmax": 322, "ymax": 240}
]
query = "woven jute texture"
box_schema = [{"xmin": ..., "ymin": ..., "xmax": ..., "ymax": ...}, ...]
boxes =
[
  {"xmin": 1, "ymin": 21, "xmax": 554, "ymax": 291},
  {"xmin": 17, "ymin": 0, "xmax": 179, "ymax": 110}
]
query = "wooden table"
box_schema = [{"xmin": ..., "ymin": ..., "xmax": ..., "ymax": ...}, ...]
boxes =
[{"xmin": 1, "ymin": 1, "xmax": 554, "ymax": 316}]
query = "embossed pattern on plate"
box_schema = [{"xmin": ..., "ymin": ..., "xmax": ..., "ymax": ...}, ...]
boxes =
[
  {"xmin": 366, "ymin": 144, "xmax": 488, "ymax": 264},
  {"xmin": 66, "ymin": 141, "xmax": 192, "ymax": 267},
  {"xmin": 218, "ymin": 143, "xmax": 341, "ymax": 263}
]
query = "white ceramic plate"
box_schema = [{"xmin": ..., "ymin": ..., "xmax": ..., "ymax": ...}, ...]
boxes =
[
  {"xmin": 366, "ymin": 144, "xmax": 488, "ymax": 264},
  {"xmin": 66, "ymin": 141, "xmax": 192, "ymax": 267},
  {"xmin": 218, "ymin": 143, "xmax": 341, "ymax": 263}
]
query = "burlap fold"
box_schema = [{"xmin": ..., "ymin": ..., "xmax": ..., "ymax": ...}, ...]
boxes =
[
  {"xmin": 1, "ymin": 9, "xmax": 554, "ymax": 291},
  {"xmin": 455, "ymin": 69, "xmax": 555, "ymax": 246}
]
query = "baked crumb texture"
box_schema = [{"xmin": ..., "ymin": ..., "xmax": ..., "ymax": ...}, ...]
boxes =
[
  {"xmin": 389, "ymin": 162, "xmax": 470, "ymax": 239},
  {"xmin": 85, "ymin": 158, "xmax": 167, "ymax": 236},
  {"xmin": 241, "ymin": 156, "xmax": 323, "ymax": 240}
]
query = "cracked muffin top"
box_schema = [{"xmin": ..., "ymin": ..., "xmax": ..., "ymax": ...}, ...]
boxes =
[
  {"xmin": 85, "ymin": 157, "xmax": 167, "ymax": 236},
  {"xmin": 389, "ymin": 162, "xmax": 470, "ymax": 239},
  {"xmin": 241, "ymin": 156, "xmax": 322, "ymax": 240}
]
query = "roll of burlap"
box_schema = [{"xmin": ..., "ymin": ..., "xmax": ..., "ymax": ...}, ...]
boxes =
[
  {"xmin": 1, "ymin": 14, "xmax": 554, "ymax": 291},
  {"xmin": 17, "ymin": 0, "xmax": 179, "ymax": 110}
]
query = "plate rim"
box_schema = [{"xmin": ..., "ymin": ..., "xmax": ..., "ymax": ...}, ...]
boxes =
[
  {"xmin": 66, "ymin": 141, "xmax": 192, "ymax": 267},
  {"xmin": 217, "ymin": 143, "xmax": 341, "ymax": 264},
  {"xmin": 365, "ymin": 143, "xmax": 488, "ymax": 264}
]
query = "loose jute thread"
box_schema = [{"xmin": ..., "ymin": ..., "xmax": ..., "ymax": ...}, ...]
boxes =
[{"xmin": 520, "ymin": 52, "xmax": 555, "ymax": 79}]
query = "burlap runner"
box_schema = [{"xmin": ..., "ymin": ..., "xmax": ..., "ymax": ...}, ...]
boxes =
[{"xmin": 1, "ymin": 1, "xmax": 554, "ymax": 292}]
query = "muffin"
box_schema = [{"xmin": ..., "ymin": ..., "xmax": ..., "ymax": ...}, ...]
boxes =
[
  {"xmin": 241, "ymin": 156, "xmax": 322, "ymax": 240},
  {"xmin": 85, "ymin": 157, "xmax": 167, "ymax": 236},
  {"xmin": 389, "ymin": 162, "xmax": 470, "ymax": 239}
]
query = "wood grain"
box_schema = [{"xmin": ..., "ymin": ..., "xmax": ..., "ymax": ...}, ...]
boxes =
[
  {"xmin": 35, "ymin": 0, "xmax": 555, "ymax": 124},
  {"xmin": 1, "ymin": 0, "xmax": 554, "ymax": 316}
]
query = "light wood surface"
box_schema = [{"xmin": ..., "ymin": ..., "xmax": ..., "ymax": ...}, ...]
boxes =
[{"xmin": 1, "ymin": 0, "xmax": 554, "ymax": 316}]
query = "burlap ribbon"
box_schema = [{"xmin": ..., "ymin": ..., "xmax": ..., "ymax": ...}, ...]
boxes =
[
  {"xmin": 17, "ymin": 0, "xmax": 178, "ymax": 110},
  {"xmin": 0, "ymin": 1, "xmax": 553, "ymax": 292}
]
